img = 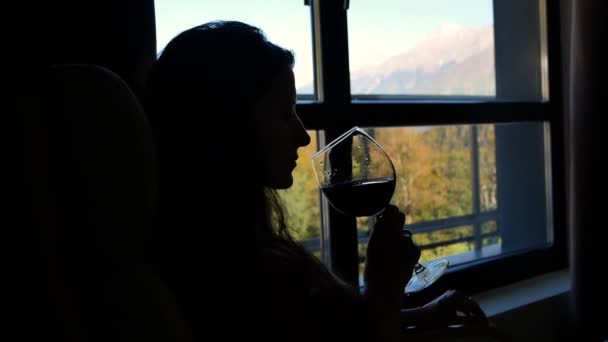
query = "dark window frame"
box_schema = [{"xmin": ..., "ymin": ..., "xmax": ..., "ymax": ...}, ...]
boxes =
[{"xmin": 296, "ymin": 0, "xmax": 567, "ymax": 295}]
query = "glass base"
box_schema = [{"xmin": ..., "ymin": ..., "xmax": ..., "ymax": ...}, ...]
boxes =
[{"xmin": 404, "ymin": 259, "xmax": 449, "ymax": 293}]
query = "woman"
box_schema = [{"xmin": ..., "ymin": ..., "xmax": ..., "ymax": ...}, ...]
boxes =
[{"xmin": 145, "ymin": 20, "xmax": 484, "ymax": 342}]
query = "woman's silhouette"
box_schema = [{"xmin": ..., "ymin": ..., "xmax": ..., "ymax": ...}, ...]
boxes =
[{"xmin": 145, "ymin": 20, "xmax": 485, "ymax": 342}]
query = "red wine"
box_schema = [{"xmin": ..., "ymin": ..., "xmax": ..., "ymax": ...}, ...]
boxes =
[{"xmin": 321, "ymin": 177, "xmax": 396, "ymax": 217}]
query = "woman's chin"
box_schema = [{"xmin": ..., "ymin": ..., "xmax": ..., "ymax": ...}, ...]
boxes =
[{"xmin": 267, "ymin": 176, "xmax": 294, "ymax": 190}]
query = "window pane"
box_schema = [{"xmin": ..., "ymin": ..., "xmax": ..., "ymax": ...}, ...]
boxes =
[
  {"xmin": 348, "ymin": 1, "xmax": 549, "ymax": 101},
  {"xmin": 154, "ymin": 0, "xmax": 314, "ymax": 96},
  {"xmin": 376, "ymin": 126, "xmax": 474, "ymax": 223},
  {"xmin": 416, "ymin": 225, "xmax": 474, "ymax": 262},
  {"xmin": 354, "ymin": 123, "xmax": 552, "ymax": 286},
  {"xmin": 492, "ymin": 1, "xmax": 549, "ymax": 101},
  {"xmin": 278, "ymin": 132, "xmax": 322, "ymax": 255},
  {"xmin": 479, "ymin": 124, "xmax": 497, "ymax": 211},
  {"xmin": 348, "ymin": 0, "xmax": 495, "ymax": 98}
]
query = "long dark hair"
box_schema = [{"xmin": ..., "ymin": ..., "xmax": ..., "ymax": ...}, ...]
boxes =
[{"xmin": 145, "ymin": 21, "xmax": 304, "ymax": 270}]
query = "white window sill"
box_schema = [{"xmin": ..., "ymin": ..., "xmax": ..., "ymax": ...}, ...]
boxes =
[{"xmin": 472, "ymin": 268, "xmax": 570, "ymax": 317}]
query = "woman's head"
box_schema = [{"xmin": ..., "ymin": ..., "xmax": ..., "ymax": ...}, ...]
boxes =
[
  {"xmin": 252, "ymin": 64, "xmax": 311, "ymax": 188},
  {"xmin": 145, "ymin": 21, "xmax": 310, "ymax": 252},
  {"xmin": 146, "ymin": 20, "xmax": 309, "ymax": 190}
]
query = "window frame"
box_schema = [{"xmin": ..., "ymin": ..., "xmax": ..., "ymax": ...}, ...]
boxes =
[{"xmin": 296, "ymin": 0, "xmax": 567, "ymax": 295}]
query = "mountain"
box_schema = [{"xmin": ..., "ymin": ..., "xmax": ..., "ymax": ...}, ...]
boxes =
[{"xmin": 298, "ymin": 24, "xmax": 495, "ymax": 96}]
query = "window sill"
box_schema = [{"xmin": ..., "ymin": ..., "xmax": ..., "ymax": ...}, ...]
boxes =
[
  {"xmin": 445, "ymin": 244, "xmax": 502, "ymax": 267},
  {"xmin": 472, "ymin": 268, "xmax": 570, "ymax": 317}
]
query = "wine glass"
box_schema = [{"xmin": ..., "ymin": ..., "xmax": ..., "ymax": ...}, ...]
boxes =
[{"xmin": 312, "ymin": 127, "xmax": 449, "ymax": 293}]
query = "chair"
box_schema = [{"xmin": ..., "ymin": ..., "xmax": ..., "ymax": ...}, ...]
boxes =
[{"xmin": 17, "ymin": 64, "xmax": 191, "ymax": 341}]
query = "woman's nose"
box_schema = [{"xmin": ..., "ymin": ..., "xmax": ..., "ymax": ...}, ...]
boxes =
[
  {"xmin": 295, "ymin": 115, "xmax": 311, "ymax": 147},
  {"xmin": 299, "ymin": 128, "xmax": 311, "ymax": 147}
]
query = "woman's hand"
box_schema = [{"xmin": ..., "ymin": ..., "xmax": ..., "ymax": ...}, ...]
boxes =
[
  {"xmin": 402, "ymin": 290, "xmax": 489, "ymax": 329},
  {"xmin": 362, "ymin": 205, "xmax": 421, "ymax": 342},
  {"xmin": 425, "ymin": 290, "xmax": 488, "ymax": 325},
  {"xmin": 364, "ymin": 204, "xmax": 420, "ymax": 294}
]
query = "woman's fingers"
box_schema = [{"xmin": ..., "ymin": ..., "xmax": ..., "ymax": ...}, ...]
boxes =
[
  {"xmin": 453, "ymin": 292, "xmax": 483, "ymax": 314},
  {"xmin": 366, "ymin": 204, "xmax": 420, "ymax": 289},
  {"xmin": 432, "ymin": 290, "xmax": 489, "ymax": 322},
  {"xmin": 376, "ymin": 205, "xmax": 405, "ymax": 233},
  {"xmin": 448, "ymin": 291, "xmax": 489, "ymax": 323}
]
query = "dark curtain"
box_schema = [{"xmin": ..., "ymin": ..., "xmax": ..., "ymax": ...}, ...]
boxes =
[{"xmin": 569, "ymin": 0, "xmax": 608, "ymax": 339}]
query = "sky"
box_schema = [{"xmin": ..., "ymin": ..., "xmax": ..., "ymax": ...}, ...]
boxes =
[{"xmin": 154, "ymin": 0, "xmax": 493, "ymax": 89}]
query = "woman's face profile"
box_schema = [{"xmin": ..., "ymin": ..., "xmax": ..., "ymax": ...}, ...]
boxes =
[{"xmin": 254, "ymin": 67, "xmax": 311, "ymax": 189}]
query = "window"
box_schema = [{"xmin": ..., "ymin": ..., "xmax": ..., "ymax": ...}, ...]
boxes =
[
  {"xmin": 299, "ymin": 0, "xmax": 565, "ymax": 292},
  {"xmin": 348, "ymin": 0, "xmax": 495, "ymax": 98},
  {"xmin": 154, "ymin": 0, "xmax": 315, "ymax": 95},
  {"xmin": 354, "ymin": 123, "xmax": 553, "ymax": 286},
  {"xmin": 154, "ymin": 0, "xmax": 566, "ymax": 294}
]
